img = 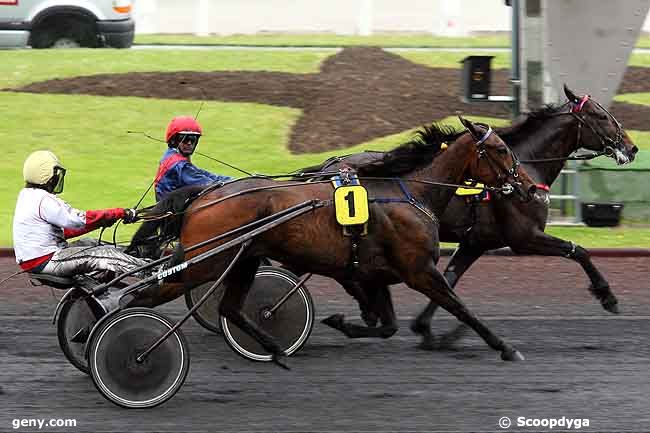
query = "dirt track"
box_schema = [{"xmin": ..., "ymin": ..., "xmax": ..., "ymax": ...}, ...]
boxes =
[{"xmin": 2, "ymin": 255, "xmax": 649, "ymax": 432}]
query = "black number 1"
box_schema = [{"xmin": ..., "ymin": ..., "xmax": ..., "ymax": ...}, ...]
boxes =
[{"xmin": 344, "ymin": 191, "xmax": 356, "ymax": 217}]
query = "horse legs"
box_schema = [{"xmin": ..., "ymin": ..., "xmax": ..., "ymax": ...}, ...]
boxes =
[
  {"xmin": 345, "ymin": 280, "xmax": 379, "ymax": 327},
  {"xmin": 410, "ymin": 244, "xmax": 483, "ymax": 348},
  {"xmin": 511, "ymin": 231, "xmax": 618, "ymax": 313},
  {"xmin": 405, "ymin": 261, "xmax": 523, "ymax": 361},
  {"xmin": 322, "ymin": 284, "xmax": 398, "ymax": 339},
  {"xmin": 218, "ymin": 257, "xmax": 289, "ymax": 369}
]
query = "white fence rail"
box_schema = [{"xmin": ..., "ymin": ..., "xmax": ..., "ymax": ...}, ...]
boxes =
[{"xmin": 132, "ymin": 0, "xmax": 650, "ymax": 37}]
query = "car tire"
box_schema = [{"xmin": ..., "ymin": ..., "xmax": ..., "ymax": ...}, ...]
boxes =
[{"xmin": 31, "ymin": 16, "xmax": 97, "ymax": 49}]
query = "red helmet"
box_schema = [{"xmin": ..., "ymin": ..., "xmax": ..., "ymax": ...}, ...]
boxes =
[{"xmin": 165, "ymin": 116, "xmax": 203, "ymax": 143}]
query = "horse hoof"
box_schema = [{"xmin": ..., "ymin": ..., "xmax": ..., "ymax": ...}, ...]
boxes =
[
  {"xmin": 601, "ymin": 296, "xmax": 620, "ymax": 314},
  {"xmin": 501, "ymin": 348, "xmax": 525, "ymax": 361},
  {"xmin": 272, "ymin": 353, "xmax": 291, "ymax": 371},
  {"xmin": 322, "ymin": 314, "xmax": 345, "ymax": 330},
  {"xmin": 379, "ymin": 326, "xmax": 398, "ymax": 339},
  {"xmin": 437, "ymin": 324, "xmax": 470, "ymax": 349},
  {"xmin": 409, "ymin": 320, "xmax": 428, "ymax": 336},
  {"xmin": 417, "ymin": 335, "xmax": 437, "ymax": 351},
  {"xmin": 361, "ymin": 311, "xmax": 379, "ymax": 328}
]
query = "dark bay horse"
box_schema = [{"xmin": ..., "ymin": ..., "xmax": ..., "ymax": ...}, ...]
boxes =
[
  {"xmin": 132, "ymin": 118, "xmax": 537, "ymax": 363},
  {"xmin": 300, "ymin": 85, "xmax": 639, "ymax": 347}
]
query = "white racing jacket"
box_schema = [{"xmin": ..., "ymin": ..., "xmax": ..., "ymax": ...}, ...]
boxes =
[{"xmin": 13, "ymin": 188, "xmax": 125, "ymax": 269}]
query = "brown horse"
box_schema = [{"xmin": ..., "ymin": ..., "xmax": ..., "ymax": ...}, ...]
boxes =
[
  {"xmin": 133, "ymin": 117, "xmax": 536, "ymax": 364},
  {"xmin": 299, "ymin": 85, "xmax": 639, "ymax": 348}
]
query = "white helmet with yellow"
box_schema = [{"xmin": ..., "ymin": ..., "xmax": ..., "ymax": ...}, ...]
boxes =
[{"xmin": 23, "ymin": 150, "xmax": 67, "ymax": 194}]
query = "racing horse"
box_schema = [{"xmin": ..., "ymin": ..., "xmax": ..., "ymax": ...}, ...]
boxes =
[
  {"xmin": 299, "ymin": 85, "xmax": 639, "ymax": 347},
  {"xmin": 132, "ymin": 117, "xmax": 537, "ymax": 363}
]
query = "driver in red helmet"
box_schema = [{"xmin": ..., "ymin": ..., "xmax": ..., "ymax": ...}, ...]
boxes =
[{"xmin": 154, "ymin": 116, "xmax": 231, "ymax": 201}]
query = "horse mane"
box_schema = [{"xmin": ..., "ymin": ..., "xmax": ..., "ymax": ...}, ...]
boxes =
[
  {"xmin": 357, "ymin": 123, "xmax": 463, "ymax": 177},
  {"xmin": 495, "ymin": 103, "xmax": 567, "ymax": 146}
]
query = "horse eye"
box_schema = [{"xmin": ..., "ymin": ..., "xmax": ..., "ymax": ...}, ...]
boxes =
[{"xmin": 497, "ymin": 147, "xmax": 509, "ymax": 154}]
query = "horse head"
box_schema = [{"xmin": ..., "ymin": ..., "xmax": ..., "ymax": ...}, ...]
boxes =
[
  {"xmin": 459, "ymin": 116, "xmax": 537, "ymax": 201},
  {"xmin": 564, "ymin": 84, "xmax": 638, "ymax": 165}
]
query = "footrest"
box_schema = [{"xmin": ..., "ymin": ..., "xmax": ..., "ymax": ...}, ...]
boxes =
[{"xmin": 28, "ymin": 273, "xmax": 76, "ymax": 289}]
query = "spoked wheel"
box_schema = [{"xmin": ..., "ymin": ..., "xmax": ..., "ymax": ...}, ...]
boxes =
[
  {"xmin": 88, "ymin": 308, "xmax": 190, "ymax": 409},
  {"xmin": 185, "ymin": 258, "xmax": 272, "ymax": 334},
  {"xmin": 220, "ymin": 266, "xmax": 314, "ymax": 362},
  {"xmin": 57, "ymin": 295, "xmax": 105, "ymax": 374}
]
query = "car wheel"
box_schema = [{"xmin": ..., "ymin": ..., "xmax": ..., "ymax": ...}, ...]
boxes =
[{"xmin": 31, "ymin": 17, "xmax": 97, "ymax": 49}]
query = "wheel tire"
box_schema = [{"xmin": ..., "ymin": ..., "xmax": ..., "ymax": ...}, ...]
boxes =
[
  {"xmin": 57, "ymin": 296, "xmax": 104, "ymax": 374},
  {"xmin": 184, "ymin": 257, "xmax": 273, "ymax": 334},
  {"xmin": 88, "ymin": 308, "xmax": 190, "ymax": 409},
  {"xmin": 31, "ymin": 17, "xmax": 97, "ymax": 49},
  {"xmin": 220, "ymin": 266, "xmax": 314, "ymax": 362}
]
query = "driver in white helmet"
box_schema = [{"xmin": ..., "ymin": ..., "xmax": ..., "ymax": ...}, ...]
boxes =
[{"xmin": 13, "ymin": 150, "xmax": 148, "ymax": 278}]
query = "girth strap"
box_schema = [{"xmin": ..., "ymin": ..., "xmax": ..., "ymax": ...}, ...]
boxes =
[{"xmin": 369, "ymin": 179, "xmax": 437, "ymax": 222}]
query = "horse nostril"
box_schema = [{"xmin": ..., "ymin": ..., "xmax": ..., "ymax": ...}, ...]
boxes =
[
  {"xmin": 632, "ymin": 145, "xmax": 639, "ymax": 154},
  {"xmin": 528, "ymin": 185, "xmax": 537, "ymax": 196}
]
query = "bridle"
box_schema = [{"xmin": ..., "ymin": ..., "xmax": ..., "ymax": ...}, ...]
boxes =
[
  {"xmin": 515, "ymin": 96, "xmax": 627, "ymax": 164},
  {"xmin": 570, "ymin": 95, "xmax": 625, "ymax": 156},
  {"xmin": 471, "ymin": 123, "xmax": 521, "ymax": 195}
]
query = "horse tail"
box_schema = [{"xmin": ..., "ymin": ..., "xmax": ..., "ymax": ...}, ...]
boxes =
[{"xmin": 126, "ymin": 185, "xmax": 206, "ymax": 259}]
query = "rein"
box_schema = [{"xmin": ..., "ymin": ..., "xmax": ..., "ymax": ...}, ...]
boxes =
[
  {"xmin": 519, "ymin": 149, "xmax": 609, "ymax": 163},
  {"xmin": 136, "ymin": 174, "xmax": 513, "ymax": 222}
]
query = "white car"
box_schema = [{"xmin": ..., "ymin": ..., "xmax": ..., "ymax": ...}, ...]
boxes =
[{"xmin": 0, "ymin": 0, "xmax": 134, "ymax": 48}]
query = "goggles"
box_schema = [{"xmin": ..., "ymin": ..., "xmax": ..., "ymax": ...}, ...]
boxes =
[
  {"xmin": 52, "ymin": 166, "xmax": 66, "ymax": 194},
  {"xmin": 178, "ymin": 134, "xmax": 199, "ymax": 146}
]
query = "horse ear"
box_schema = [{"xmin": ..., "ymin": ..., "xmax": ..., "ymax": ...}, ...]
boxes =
[
  {"xmin": 564, "ymin": 84, "xmax": 579, "ymax": 103},
  {"xmin": 458, "ymin": 115, "xmax": 479, "ymax": 140}
]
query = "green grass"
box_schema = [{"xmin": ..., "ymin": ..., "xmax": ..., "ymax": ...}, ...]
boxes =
[
  {"xmin": 2, "ymin": 48, "xmax": 649, "ymax": 247},
  {"xmin": 134, "ymin": 33, "xmax": 511, "ymax": 48},
  {"xmin": 134, "ymin": 33, "xmax": 650, "ymax": 52},
  {"xmin": 401, "ymin": 51, "xmax": 650, "ymax": 70},
  {"xmin": 545, "ymin": 226, "xmax": 650, "ymax": 248},
  {"xmin": 0, "ymin": 92, "xmax": 405, "ymax": 246},
  {"xmin": 632, "ymin": 35, "xmax": 650, "ymax": 49},
  {"xmin": 0, "ymin": 49, "xmax": 331, "ymax": 89},
  {"xmin": 397, "ymin": 50, "xmax": 511, "ymax": 69}
]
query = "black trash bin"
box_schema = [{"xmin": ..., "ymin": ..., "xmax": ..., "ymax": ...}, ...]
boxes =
[
  {"xmin": 581, "ymin": 202, "xmax": 624, "ymax": 227},
  {"xmin": 461, "ymin": 56, "xmax": 494, "ymax": 101}
]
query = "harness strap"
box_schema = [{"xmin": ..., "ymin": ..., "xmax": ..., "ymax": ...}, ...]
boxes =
[
  {"xmin": 369, "ymin": 179, "xmax": 437, "ymax": 222},
  {"xmin": 476, "ymin": 126, "xmax": 494, "ymax": 146},
  {"xmin": 572, "ymin": 95, "xmax": 590, "ymax": 113}
]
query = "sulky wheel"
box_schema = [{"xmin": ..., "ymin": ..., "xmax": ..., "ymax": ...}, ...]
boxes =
[
  {"xmin": 220, "ymin": 266, "xmax": 314, "ymax": 362},
  {"xmin": 185, "ymin": 257, "xmax": 272, "ymax": 334},
  {"xmin": 88, "ymin": 308, "xmax": 190, "ymax": 409},
  {"xmin": 57, "ymin": 295, "xmax": 105, "ymax": 374},
  {"xmin": 184, "ymin": 279, "xmax": 224, "ymax": 334}
]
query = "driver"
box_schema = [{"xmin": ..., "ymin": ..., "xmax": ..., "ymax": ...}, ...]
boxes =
[
  {"xmin": 13, "ymin": 150, "xmax": 148, "ymax": 277},
  {"xmin": 154, "ymin": 116, "xmax": 231, "ymax": 201}
]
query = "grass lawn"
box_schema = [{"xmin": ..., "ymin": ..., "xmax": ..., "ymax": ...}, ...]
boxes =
[
  {"xmin": 1, "ymin": 48, "xmax": 649, "ymax": 248},
  {"xmin": 0, "ymin": 49, "xmax": 332, "ymax": 89},
  {"xmin": 134, "ymin": 33, "xmax": 512, "ymax": 48},
  {"xmin": 135, "ymin": 33, "xmax": 650, "ymax": 50}
]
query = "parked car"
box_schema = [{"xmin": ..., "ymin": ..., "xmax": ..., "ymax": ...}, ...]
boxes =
[{"xmin": 0, "ymin": 0, "xmax": 134, "ymax": 48}]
